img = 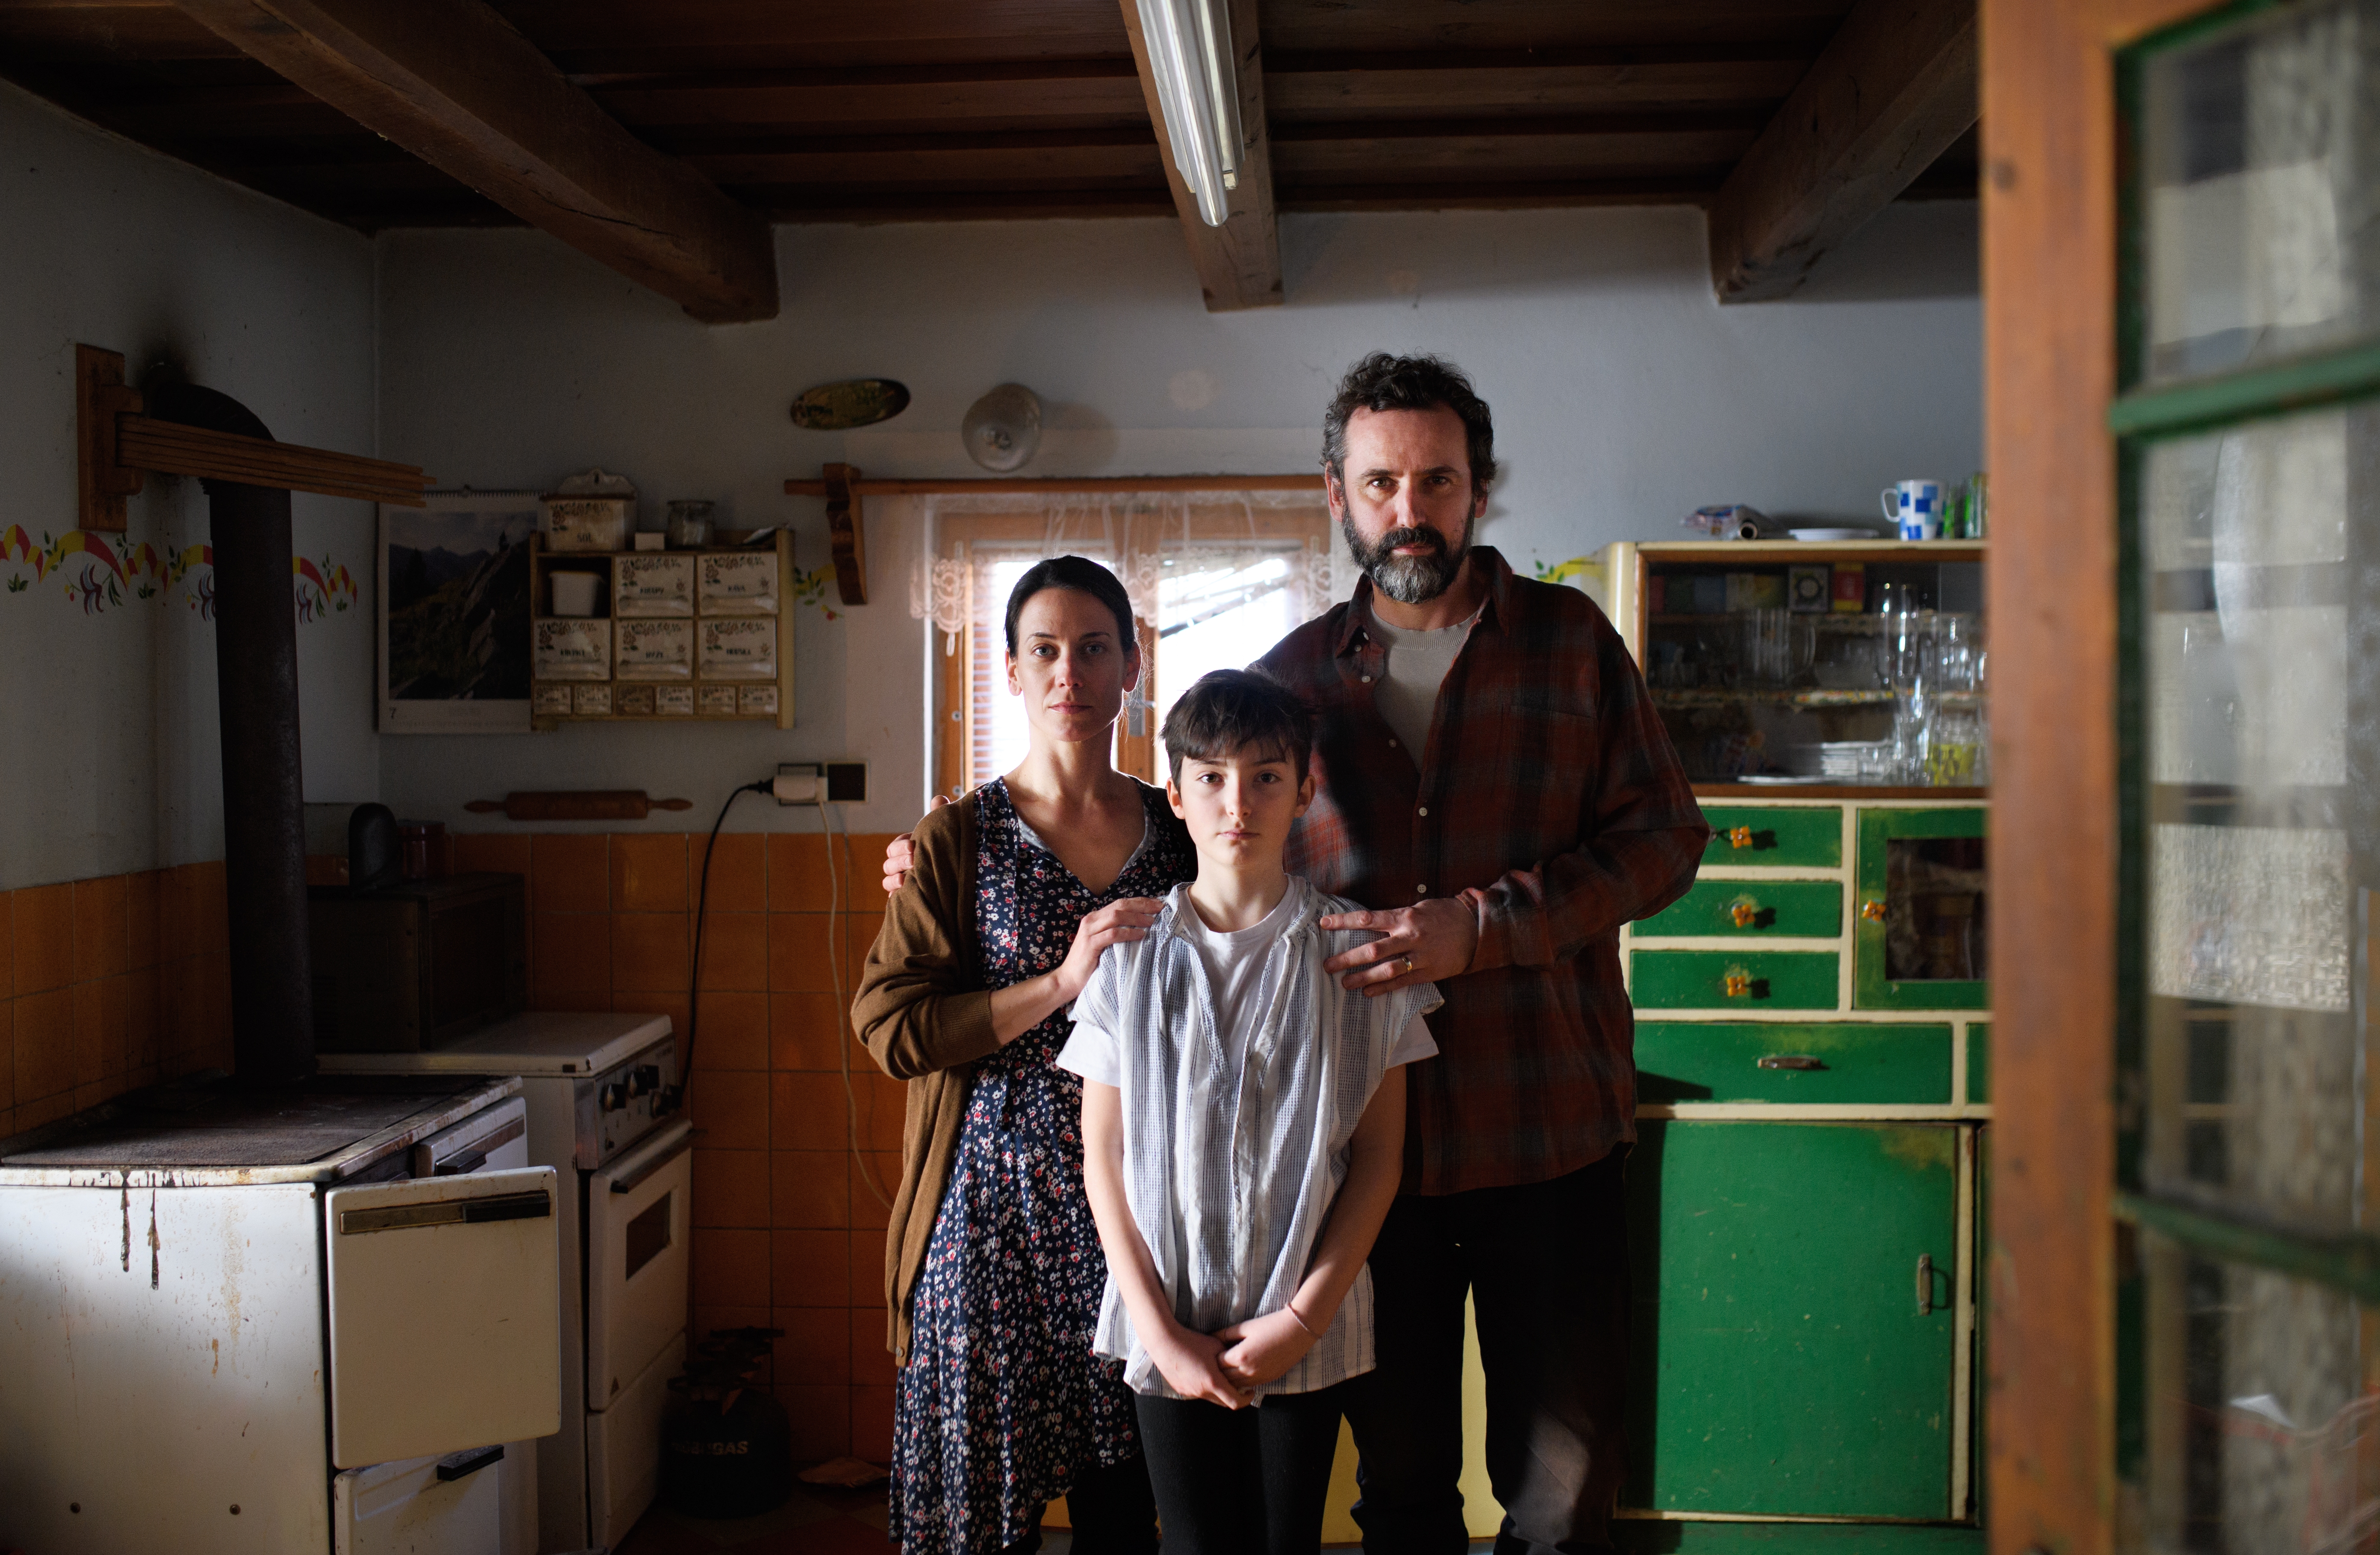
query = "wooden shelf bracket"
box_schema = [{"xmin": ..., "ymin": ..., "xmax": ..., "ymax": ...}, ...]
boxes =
[
  {"xmin": 76, "ymin": 344, "xmax": 432, "ymax": 532},
  {"xmin": 822, "ymin": 461, "xmax": 867, "ymax": 606}
]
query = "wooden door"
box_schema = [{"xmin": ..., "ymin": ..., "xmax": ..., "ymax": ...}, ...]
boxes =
[
  {"xmin": 1626, "ymin": 1120, "xmax": 1965, "ymax": 1519},
  {"xmin": 1988, "ymin": 0, "xmax": 2380, "ymax": 1550}
]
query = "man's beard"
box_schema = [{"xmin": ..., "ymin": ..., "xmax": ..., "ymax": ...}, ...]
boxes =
[{"xmin": 1342, "ymin": 512, "xmax": 1470, "ymax": 605}]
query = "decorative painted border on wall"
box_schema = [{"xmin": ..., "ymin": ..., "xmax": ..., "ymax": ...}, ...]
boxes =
[{"xmin": 0, "ymin": 526, "xmax": 356, "ymax": 620}]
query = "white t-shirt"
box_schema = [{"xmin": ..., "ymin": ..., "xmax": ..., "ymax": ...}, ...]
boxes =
[
  {"xmin": 1366, "ymin": 601, "xmax": 1482, "ymax": 761},
  {"xmin": 1059, "ymin": 883, "xmax": 1437, "ymax": 1085}
]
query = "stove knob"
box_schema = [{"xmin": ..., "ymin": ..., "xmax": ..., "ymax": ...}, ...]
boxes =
[
  {"xmin": 624, "ymin": 1070, "xmax": 646, "ymax": 1099},
  {"xmin": 599, "ymin": 1083, "xmax": 624, "ymax": 1112}
]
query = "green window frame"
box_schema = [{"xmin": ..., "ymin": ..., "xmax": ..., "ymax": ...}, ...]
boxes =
[{"xmin": 2111, "ymin": 0, "xmax": 2380, "ymax": 1503}]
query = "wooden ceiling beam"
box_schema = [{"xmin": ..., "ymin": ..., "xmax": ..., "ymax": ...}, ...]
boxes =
[
  {"xmin": 168, "ymin": 0, "xmax": 780, "ymax": 322},
  {"xmin": 1117, "ymin": 0, "xmax": 1282, "ymax": 312},
  {"xmin": 1705, "ymin": 0, "xmax": 1977, "ymax": 303}
]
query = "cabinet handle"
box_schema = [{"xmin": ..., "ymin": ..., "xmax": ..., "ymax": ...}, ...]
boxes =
[
  {"xmin": 1757, "ymin": 1054, "xmax": 1823, "ymax": 1070},
  {"xmin": 1862, "ymin": 899, "xmax": 1888, "ymax": 922},
  {"xmin": 1730, "ymin": 900, "xmax": 1761, "ymax": 928},
  {"xmin": 1915, "ymin": 1253, "xmax": 1934, "ymax": 1315},
  {"xmin": 1726, "ymin": 826, "xmax": 1756, "ymax": 850}
]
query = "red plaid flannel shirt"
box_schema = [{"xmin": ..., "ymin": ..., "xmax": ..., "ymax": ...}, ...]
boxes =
[{"xmin": 1257, "ymin": 546, "xmax": 1708, "ymax": 1195}]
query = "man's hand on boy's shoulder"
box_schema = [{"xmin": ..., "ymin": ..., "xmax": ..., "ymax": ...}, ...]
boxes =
[{"xmin": 1320, "ymin": 896, "xmax": 1477, "ymax": 997}]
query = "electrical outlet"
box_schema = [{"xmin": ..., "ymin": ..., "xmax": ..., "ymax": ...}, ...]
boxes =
[{"xmin": 775, "ymin": 761, "xmax": 866, "ymax": 804}]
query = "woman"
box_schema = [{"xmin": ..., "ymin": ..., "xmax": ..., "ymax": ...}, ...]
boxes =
[{"xmin": 853, "ymin": 556, "xmax": 1195, "ymax": 1555}]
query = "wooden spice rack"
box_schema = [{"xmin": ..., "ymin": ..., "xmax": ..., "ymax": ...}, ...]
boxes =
[{"xmin": 527, "ymin": 529, "xmax": 796, "ymax": 731}]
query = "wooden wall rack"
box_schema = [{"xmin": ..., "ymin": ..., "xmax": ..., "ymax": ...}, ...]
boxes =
[{"xmin": 76, "ymin": 344, "xmax": 432, "ymax": 531}]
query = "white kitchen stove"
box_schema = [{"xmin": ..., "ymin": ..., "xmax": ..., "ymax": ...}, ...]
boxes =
[{"xmin": 318, "ymin": 1010, "xmax": 689, "ymax": 1554}]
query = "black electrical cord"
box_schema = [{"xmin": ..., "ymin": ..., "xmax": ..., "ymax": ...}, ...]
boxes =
[{"xmin": 683, "ymin": 778, "xmax": 772, "ymax": 1099}]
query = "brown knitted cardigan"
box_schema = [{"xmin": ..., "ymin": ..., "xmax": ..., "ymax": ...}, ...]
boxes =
[{"xmin": 849, "ymin": 797, "xmax": 1001, "ymax": 1364}]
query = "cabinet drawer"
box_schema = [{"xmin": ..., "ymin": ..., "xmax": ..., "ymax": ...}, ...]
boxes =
[
  {"xmin": 1630, "ymin": 950, "xmax": 1840, "ymax": 1010},
  {"xmin": 1700, "ymin": 806, "xmax": 1841, "ymax": 868},
  {"xmin": 1637, "ymin": 1023, "xmax": 1952, "ymax": 1104},
  {"xmin": 1638, "ymin": 879, "xmax": 1842, "ymax": 940}
]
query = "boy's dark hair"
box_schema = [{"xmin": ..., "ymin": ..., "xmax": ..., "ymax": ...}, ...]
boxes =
[
  {"xmin": 1162, "ymin": 669, "xmax": 1315, "ymax": 784},
  {"xmin": 1321, "ymin": 352, "xmax": 1496, "ymax": 498},
  {"xmin": 1002, "ymin": 554, "xmax": 1136, "ymax": 656}
]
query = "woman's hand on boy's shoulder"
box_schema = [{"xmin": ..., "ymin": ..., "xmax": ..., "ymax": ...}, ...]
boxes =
[
  {"xmin": 1214, "ymin": 1308, "xmax": 1319, "ymax": 1389},
  {"xmin": 1050, "ymin": 897, "xmax": 1165, "ymax": 1004},
  {"xmin": 1148, "ymin": 1324, "xmax": 1253, "ymax": 1410}
]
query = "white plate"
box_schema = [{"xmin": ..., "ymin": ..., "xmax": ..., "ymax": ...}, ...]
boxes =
[{"xmin": 1789, "ymin": 527, "xmax": 1870, "ymax": 541}]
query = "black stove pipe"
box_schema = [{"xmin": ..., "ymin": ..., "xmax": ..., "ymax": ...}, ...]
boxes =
[{"xmin": 147, "ymin": 382, "xmax": 315, "ymax": 1085}]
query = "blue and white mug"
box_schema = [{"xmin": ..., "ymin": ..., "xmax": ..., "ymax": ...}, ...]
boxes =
[{"xmin": 1881, "ymin": 479, "xmax": 1945, "ymax": 540}]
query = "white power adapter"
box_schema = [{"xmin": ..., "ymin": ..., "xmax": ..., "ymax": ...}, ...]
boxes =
[{"xmin": 773, "ymin": 763, "xmax": 821, "ymax": 804}]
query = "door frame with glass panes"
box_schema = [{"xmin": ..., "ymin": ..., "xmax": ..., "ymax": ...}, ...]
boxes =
[{"xmin": 1984, "ymin": 0, "xmax": 2379, "ymax": 1552}]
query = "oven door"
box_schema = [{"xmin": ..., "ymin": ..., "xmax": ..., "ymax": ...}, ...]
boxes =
[
  {"xmin": 324, "ymin": 1165, "xmax": 562, "ymax": 1470},
  {"xmin": 586, "ymin": 1117, "xmax": 694, "ymax": 1413}
]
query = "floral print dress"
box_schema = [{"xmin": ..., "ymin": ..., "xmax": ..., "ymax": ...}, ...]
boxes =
[{"xmin": 889, "ymin": 778, "xmax": 1196, "ymax": 1555}]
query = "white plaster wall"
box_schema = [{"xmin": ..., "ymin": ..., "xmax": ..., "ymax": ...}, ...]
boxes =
[
  {"xmin": 0, "ymin": 82, "xmax": 379, "ymax": 891},
  {"xmin": 374, "ymin": 202, "xmax": 1979, "ymax": 833}
]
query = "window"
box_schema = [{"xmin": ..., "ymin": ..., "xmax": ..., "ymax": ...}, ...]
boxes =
[{"xmin": 915, "ymin": 491, "xmax": 1334, "ymax": 795}]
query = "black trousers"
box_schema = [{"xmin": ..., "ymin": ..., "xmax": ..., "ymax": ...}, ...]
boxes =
[
  {"xmin": 1342, "ymin": 1149, "xmax": 1632, "ymax": 1555},
  {"xmin": 1133, "ymin": 1383, "xmax": 1351, "ymax": 1555},
  {"xmin": 994, "ymin": 1454, "xmax": 1158, "ymax": 1555}
]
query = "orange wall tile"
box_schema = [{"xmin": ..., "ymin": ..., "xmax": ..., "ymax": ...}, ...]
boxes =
[
  {"xmin": 691, "ymin": 1228, "xmax": 770, "ymax": 1308},
  {"xmin": 700, "ymin": 834, "xmax": 767, "ymax": 914},
  {"xmin": 771, "ymin": 1150, "xmax": 848, "ymax": 1229},
  {"xmin": 530, "ymin": 835, "xmax": 609, "ymax": 914},
  {"xmin": 611, "ymin": 834, "xmax": 689, "ymax": 914},
  {"xmin": 13, "ymin": 987, "xmax": 74, "ymax": 1106},
  {"xmin": 14, "ymin": 884, "xmax": 72, "ymax": 996},
  {"xmin": 695, "ymin": 912, "xmax": 768, "ymax": 992},
  {"xmin": 695, "ymin": 990, "xmax": 768, "ymax": 1072},
  {"xmin": 771, "ymin": 1229, "xmax": 850, "ymax": 1307},
  {"xmin": 692, "ymin": 1148, "xmax": 770, "ymax": 1228},
  {"xmin": 610, "ymin": 913, "xmax": 689, "ymax": 993}
]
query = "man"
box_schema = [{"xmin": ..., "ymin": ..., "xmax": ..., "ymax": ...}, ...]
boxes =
[
  {"xmin": 884, "ymin": 352, "xmax": 1705, "ymax": 1552},
  {"xmin": 1255, "ymin": 352, "xmax": 1705, "ymax": 1555}
]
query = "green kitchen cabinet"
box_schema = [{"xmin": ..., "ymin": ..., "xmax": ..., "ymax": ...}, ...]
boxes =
[
  {"xmin": 1630, "ymin": 950, "xmax": 1841, "ymax": 1010},
  {"xmin": 1853, "ymin": 807, "xmax": 1988, "ymax": 1011},
  {"xmin": 1639, "ymin": 878, "xmax": 1844, "ymax": 940},
  {"xmin": 1626, "ymin": 1120, "xmax": 1965, "ymax": 1519},
  {"xmin": 1699, "ymin": 806, "xmax": 1842, "ymax": 869},
  {"xmin": 1636, "ymin": 1023, "xmax": 1953, "ymax": 1105}
]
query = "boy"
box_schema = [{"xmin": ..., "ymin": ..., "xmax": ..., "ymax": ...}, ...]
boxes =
[{"xmin": 1059, "ymin": 669, "xmax": 1440, "ymax": 1555}]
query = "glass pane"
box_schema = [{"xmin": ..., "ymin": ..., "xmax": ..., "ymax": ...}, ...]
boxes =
[
  {"xmin": 2139, "ymin": 406, "xmax": 2379, "ymax": 1234},
  {"xmin": 2133, "ymin": 1229, "xmax": 2380, "ymax": 1552},
  {"xmin": 2138, "ymin": 0, "xmax": 2380, "ymax": 383},
  {"xmin": 1883, "ymin": 836, "xmax": 1988, "ymax": 981},
  {"xmin": 1641, "ymin": 556, "xmax": 1985, "ymax": 788}
]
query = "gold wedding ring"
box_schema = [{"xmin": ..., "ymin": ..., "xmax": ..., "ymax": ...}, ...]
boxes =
[{"xmin": 1399, "ymin": 956, "xmax": 1414, "ymax": 976}]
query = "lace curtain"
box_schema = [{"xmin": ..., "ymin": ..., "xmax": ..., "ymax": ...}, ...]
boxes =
[{"xmin": 908, "ymin": 489, "xmax": 1335, "ymax": 651}]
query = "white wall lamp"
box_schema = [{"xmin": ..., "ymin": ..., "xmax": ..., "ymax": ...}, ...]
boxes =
[{"xmin": 1136, "ymin": 0, "xmax": 1244, "ymax": 226}]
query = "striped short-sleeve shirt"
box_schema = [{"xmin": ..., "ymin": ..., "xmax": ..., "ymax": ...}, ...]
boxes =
[{"xmin": 1059, "ymin": 877, "xmax": 1440, "ymax": 1399}]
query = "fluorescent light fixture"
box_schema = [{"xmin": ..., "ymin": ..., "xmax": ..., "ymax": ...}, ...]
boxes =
[{"xmin": 1136, "ymin": 0, "xmax": 1244, "ymax": 226}]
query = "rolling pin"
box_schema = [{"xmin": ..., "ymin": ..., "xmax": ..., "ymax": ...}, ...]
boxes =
[{"xmin": 464, "ymin": 791, "xmax": 695, "ymax": 822}]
